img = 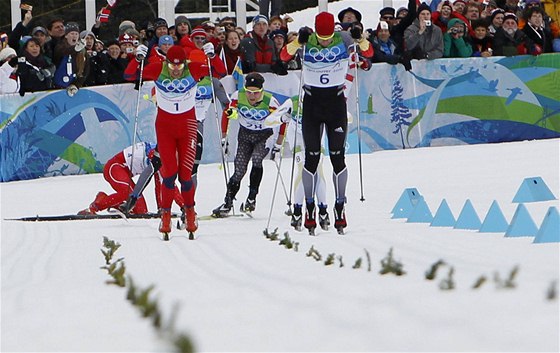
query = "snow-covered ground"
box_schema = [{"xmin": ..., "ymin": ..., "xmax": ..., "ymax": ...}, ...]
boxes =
[{"xmin": 1, "ymin": 138, "xmax": 559, "ymax": 352}]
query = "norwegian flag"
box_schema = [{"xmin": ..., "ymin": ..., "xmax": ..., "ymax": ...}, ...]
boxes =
[
  {"xmin": 97, "ymin": 7, "xmax": 111, "ymax": 22},
  {"xmin": 106, "ymin": 0, "xmax": 117, "ymax": 7}
]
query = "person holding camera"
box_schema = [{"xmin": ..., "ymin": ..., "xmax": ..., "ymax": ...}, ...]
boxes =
[
  {"xmin": 81, "ymin": 30, "xmax": 109, "ymax": 86},
  {"xmin": 16, "ymin": 38, "xmax": 56, "ymax": 95},
  {"xmin": 404, "ymin": 3, "xmax": 444, "ymax": 60},
  {"xmin": 443, "ymin": 18, "xmax": 473, "ymax": 57}
]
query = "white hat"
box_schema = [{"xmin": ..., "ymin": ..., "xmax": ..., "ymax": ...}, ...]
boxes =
[{"xmin": 0, "ymin": 47, "xmax": 17, "ymax": 62}]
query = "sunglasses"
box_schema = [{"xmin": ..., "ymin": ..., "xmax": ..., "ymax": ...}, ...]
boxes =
[
  {"xmin": 167, "ymin": 62, "xmax": 185, "ymax": 70},
  {"xmin": 244, "ymin": 87, "xmax": 263, "ymax": 94}
]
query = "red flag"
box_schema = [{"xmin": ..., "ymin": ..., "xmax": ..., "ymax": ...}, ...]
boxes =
[{"xmin": 97, "ymin": 7, "xmax": 111, "ymax": 23}]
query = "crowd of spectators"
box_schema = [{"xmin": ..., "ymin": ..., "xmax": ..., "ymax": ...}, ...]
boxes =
[{"xmin": 1, "ymin": 0, "xmax": 559, "ymax": 95}]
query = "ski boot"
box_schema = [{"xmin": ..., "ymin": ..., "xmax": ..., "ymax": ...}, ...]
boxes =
[
  {"xmin": 304, "ymin": 201, "xmax": 317, "ymax": 236},
  {"xmin": 318, "ymin": 204, "xmax": 330, "ymax": 231},
  {"xmin": 159, "ymin": 209, "xmax": 172, "ymax": 240},
  {"xmin": 241, "ymin": 187, "xmax": 258, "ymax": 214},
  {"xmin": 212, "ymin": 196, "xmax": 233, "ymax": 218},
  {"xmin": 242, "ymin": 198, "xmax": 256, "ymax": 213},
  {"xmin": 77, "ymin": 192, "xmax": 107, "ymax": 215},
  {"xmin": 184, "ymin": 206, "xmax": 198, "ymax": 240},
  {"xmin": 291, "ymin": 204, "xmax": 303, "ymax": 231},
  {"xmin": 333, "ymin": 202, "xmax": 347, "ymax": 235}
]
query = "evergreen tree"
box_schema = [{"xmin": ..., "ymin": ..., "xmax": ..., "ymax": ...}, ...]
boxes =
[{"xmin": 389, "ymin": 66, "xmax": 413, "ymax": 149}]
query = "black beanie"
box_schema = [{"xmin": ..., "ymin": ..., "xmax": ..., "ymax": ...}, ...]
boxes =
[
  {"xmin": 244, "ymin": 72, "xmax": 264, "ymax": 89},
  {"xmin": 417, "ymin": 3, "xmax": 432, "ymax": 18}
]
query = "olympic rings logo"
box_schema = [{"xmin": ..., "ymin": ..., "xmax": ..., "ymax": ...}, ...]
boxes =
[
  {"xmin": 307, "ymin": 46, "xmax": 342, "ymax": 62},
  {"xmin": 196, "ymin": 85, "xmax": 212, "ymax": 99},
  {"xmin": 159, "ymin": 78, "xmax": 195, "ymax": 93},
  {"xmin": 239, "ymin": 106, "xmax": 268, "ymax": 120}
]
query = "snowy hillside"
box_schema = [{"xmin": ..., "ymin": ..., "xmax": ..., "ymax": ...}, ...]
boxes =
[{"xmin": 2, "ymin": 138, "xmax": 559, "ymax": 352}]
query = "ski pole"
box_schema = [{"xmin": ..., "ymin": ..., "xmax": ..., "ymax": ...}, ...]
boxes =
[
  {"xmin": 208, "ymin": 57, "xmax": 230, "ymax": 188},
  {"xmin": 272, "ymin": 155, "xmax": 292, "ymax": 215},
  {"xmin": 266, "ymin": 132, "xmax": 287, "ymax": 232},
  {"xmin": 129, "ymin": 57, "xmax": 145, "ymax": 178},
  {"xmin": 288, "ymin": 45, "xmax": 305, "ymax": 210},
  {"xmin": 353, "ymin": 43, "xmax": 365, "ymax": 202}
]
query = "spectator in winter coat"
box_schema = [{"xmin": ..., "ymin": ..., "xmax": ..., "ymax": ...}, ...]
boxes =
[
  {"xmin": 370, "ymin": 20, "xmax": 412, "ymax": 71},
  {"xmin": 105, "ymin": 40, "xmax": 127, "ymax": 84},
  {"xmin": 404, "ymin": 3, "xmax": 444, "ymax": 60},
  {"xmin": 453, "ymin": 0, "xmax": 467, "ymax": 16},
  {"xmin": 175, "ymin": 15, "xmax": 191, "ymax": 42},
  {"xmin": 488, "ymin": 8, "xmax": 506, "ymax": 37},
  {"xmin": 16, "ymin": 38, "xmax": 55, "ymax": 95},
  {"xmin": 81, "ymin": 31, "xmax": 109, "ymax": 86},
  {"xmin": 7, "ymin": 9, "xmax": 33, "ymax": 53},
  {"xmin": 338, "ymin": 7, "xmax": 362, "ymax": 24},
  {"xmin": 493, "ymin": 12, "xmax": 537, "ymax": 55},
  {"xmin": 239, "ymin": 15, "xmax": 279, "ymax": 74},
  {"xmin": 0, "ymin": 47, "xmax": 19, "ymax": 94},
  {"xmin": 387, "ymin": 0, "xmax": 417, "ymax": 53},
  {"xmin": 481, "ymin": 0, "xmax": 499, "ymax": 19},
  {"xmin": 53, "ymin": 22, "xmax": 89, "ymax": 89},
  {"xmin": 465, "ymin": 2, "xmax": 482, "ymax": 22},
  {"xmin": 470, "ymin": 19, "xmax": 494, "ymax": 56},
  {"xmin": 180, "ymin": 26, "xmax": 208, "ymax": 58},
  {"xmin": 444, "ymin": 17, "xmax": 473, "ymax": 57},
  {"xmin": 522, "ymin": 6, "xmax": 554, "ymax": 53},
  {"xmin": 31, "ymin": 27, "xmax": 49, "ymax": 49},
  {"xmin": 147, "ymin": 18, "xmax": 168, "ymax": 53},
  {"xmin": 43, "ymin": 18, "xmax": 65, "ymax": 62},
  {"xmin": 146, "ymin": 35, "xmax": 174, "ymax": 64},
  {"xmin": 432, "ymin": 0, "xmax": 454, "ymax": 33},
  {"xmin": 520, "ymin": 0, "xmax": 560, "ymax": 38},
  {"xmin": 218, "ymin": 30, "xmax": 243, "ymax": 74}
]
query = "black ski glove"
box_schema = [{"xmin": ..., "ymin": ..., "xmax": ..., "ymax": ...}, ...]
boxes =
[
  {"xmin": 350, "ymin": 23, "xmax": 363, "ymax": 40},
  {"xmin": 298, "ymin": 27, "xmax": 313, "ymax": 45}
]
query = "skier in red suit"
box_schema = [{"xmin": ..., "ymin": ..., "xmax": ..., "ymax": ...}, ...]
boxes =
[
  {"xmin": 124, "ymin": 44, "xmax": 222, "ymax": 237},
  {"xmin": 78, "ymin": 142, "xmax": 183, "ymax": 215}
]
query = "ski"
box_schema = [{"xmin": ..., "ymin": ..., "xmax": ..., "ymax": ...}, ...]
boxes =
[
  {"xmin": 202, "ymin": 213, "xmax": 245, "ymax": 221},
  {"xmin": 7, "ymin": 212, "xmax": 175, "ymax": 222}
]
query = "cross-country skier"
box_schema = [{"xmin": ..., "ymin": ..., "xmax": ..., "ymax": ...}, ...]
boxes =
[
  {"xmin": 78, "ymin": 142, "xmax": 182, "ymax": 215},
  {"xmin": 281, "ymin": 96, "xmax": 330, "ymax": 231},
  {"xmin": 212, "ymin": 72, "xmax": 290, "ymax": 217},
  {"xmin": 280, "ymin": 11, "xmax": 373, "ymax": 234},
  {"xmin": 124, "ymin": 44, "xmax": 223, "ymax": 238},
  {"xmin": 188, "ymin": 48, "xmax": 229, "ymax": 189}
]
